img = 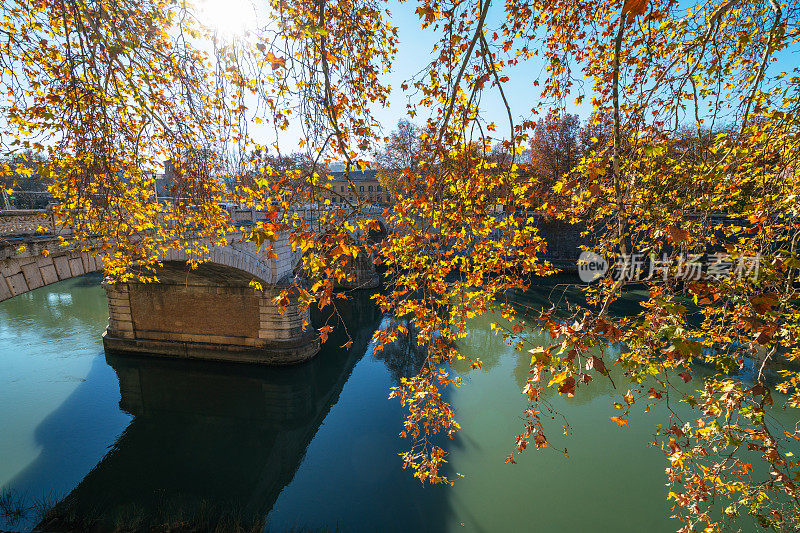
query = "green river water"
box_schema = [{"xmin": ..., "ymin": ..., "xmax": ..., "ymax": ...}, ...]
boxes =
[{"xmin": 0, "ymin": 274, "xmax": 793, "ymax": 531}]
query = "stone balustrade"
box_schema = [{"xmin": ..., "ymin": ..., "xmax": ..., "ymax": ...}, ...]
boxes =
[{"xmin": 0, "ymin": 209, "xmax": 56, "ymax": 237}]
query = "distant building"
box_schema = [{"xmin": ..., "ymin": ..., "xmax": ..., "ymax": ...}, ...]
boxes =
[
  {"xmin": 322, "ymin": 169, "xmax": 388, "ymax": 205},
  {"xmin": 157, "ymin": 158, "xmax": 181, "ymax": 198},
  {"xmin": 143, "ymin": 171, "xmax": 169, "ymax": 198},
  {"xmin": 156, "ymin": 150, "xmax": 218, "ymax": 200}
]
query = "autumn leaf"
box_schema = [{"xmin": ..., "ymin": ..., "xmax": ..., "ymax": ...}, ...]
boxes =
[
  {"xmin": 318, "ymin": 325, "xmax": 334, "ymax": 343},
  {"xmin": 754, "ymin": 328, "xmax": 774, "ymax": 345},
  {"xmin": 622, "ymin": 0, "xmax": 648, "ymax": 21},
  {"xmin": 558, "ymin": 376, "xmax": 576, "ymax": 397},
  {"xmin": 665, "ymin": 226, "xmax": 688, "ymax": 244},
  {"xmin": 586, "ymin": 355, "xmax": 607, "ymax": 375},
  {"xmin": 548, "ymin": 370, "xmax": 568, "ymax": 387},
  {"xmin": 647, "ymin": 388, "xmax": 663, "ymax": 399},
  {"xmin": 610, "ymin": 416, "xmax": 628, "ymax": 427},
  {"xmin": 623, "ymin": 390, "xmax": 635, "ymax": 406},
  {"xmin": 264, "ymin": 52, "xmax": 286, "ymax": 70}
]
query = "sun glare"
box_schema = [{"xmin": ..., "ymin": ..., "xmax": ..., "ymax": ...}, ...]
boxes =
[{"xmin": 195, "ymin": 0, "xmax": 257, "ymax": 39}]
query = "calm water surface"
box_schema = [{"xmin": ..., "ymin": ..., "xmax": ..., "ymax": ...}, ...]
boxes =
[{"xmin": 0, "ymin": 275, "xmax": 791, "ymax": 531}]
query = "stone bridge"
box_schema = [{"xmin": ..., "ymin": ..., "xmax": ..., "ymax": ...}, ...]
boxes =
[
  {"xmin": 0, "ymin": 207, "xmax": 386, "ymax": 365},
  {"xmin": 0, "ymin": 205, "xmax": 601, "ymax": 365}
]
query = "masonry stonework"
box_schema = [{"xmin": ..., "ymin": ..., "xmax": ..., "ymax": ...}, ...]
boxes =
[
  {"xmin": 102, "ymin": 262, "xmax": 318, "ymax": 364},
  {"xmin": 0, "ymin": 242, "xmax": 103, "ymax": 303}
]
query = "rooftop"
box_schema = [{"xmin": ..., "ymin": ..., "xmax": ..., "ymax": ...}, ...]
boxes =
[{"xmin": 328, "ymin": 169, "xmax": 378, "ymax": 182}]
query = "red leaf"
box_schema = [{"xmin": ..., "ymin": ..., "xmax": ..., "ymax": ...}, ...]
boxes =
[
  {"xmin": 586, "ymin": 355, "xmax": 607, "ymax": 374},
  {"xmin": 622, "ymin": 0, "xmax": 648, "ymax": 20},
  {"xmin": 665, "ymin": 225, "xmax": 688, "ymax": 244},
  {"xmin": 558, "ymin": 376, "xmax": 575, "ymax": 397}
]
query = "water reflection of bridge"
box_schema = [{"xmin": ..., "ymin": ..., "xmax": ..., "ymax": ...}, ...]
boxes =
[{"xmin": 37, "ymin": 294, "xmax": 381, "ymax": 532}]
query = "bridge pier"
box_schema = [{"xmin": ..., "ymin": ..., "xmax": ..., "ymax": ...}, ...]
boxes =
[{"xmin": 102, "ymin": 263, "xmax": 319, "ymax": 365}]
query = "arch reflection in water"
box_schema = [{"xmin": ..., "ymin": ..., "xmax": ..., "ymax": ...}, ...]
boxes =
[{"xmin": 40, "ymin": 294, "xmax": 382, "ymax": 532}]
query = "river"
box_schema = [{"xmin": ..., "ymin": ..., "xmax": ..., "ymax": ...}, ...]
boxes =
[{"xmin": 0, "ymin": 275, "xmax": 793, "ymax": 531}]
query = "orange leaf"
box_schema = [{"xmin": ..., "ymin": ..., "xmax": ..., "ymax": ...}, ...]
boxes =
[
  {"xmin": 318, "ymin": 325, "xmax": 333, "ymax": 343},
  {"xmin": 610, "ymin": 416, "xmax": 628, "ymax": 427},
  {"xmin": 265, "ymin": 52, "xmax": 286, "ymax": 70},
  {"xmin": 665, "ymin": 226, "xmax": 688, "ymax": 244}
]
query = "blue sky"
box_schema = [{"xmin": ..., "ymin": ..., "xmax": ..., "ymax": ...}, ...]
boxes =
[
  {"xmin": 252, "ymin": 0, "xmax": 576, "ymax": 156},
  {"xmin": 374, "ymin": 0, "xmax": 592, "ymax": 133},
  {"xmin": 202, "ymin": 0, "xmax": 798, "ymax": 160},
  {"xmin": 365, "ymin": 0, "xmax": 796, "ymax": 143}
]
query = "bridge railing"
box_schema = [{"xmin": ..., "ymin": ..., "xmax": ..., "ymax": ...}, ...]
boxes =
[
  {"xmin": 223, "ymin": 204, "xmax": 388, "ymax": 233},
  {"xmin": 0, "ymin": 202, "xmax": 390, "ymax": 243},
  {"xmin": 0, "ymin": 209, "xmax": 59, "ymax": 238}
]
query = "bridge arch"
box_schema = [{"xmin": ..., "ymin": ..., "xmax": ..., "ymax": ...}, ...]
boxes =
[
  {"xmin": 0, "ymin": 243, "xmax": 103, "ymax": 303},
  {"xmin": 158, "ymin": 239, "xmax": 303, "ymax": 286},
  {"xmin": 0, "ymin": 234, "xmax": 303, "ymax": 304},
  {"xmin": 1, "ymin": 236, "xmax": 318, "ymax": 364}
]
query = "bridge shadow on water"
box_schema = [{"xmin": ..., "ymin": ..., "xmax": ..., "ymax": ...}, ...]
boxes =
[{"xmin": 0, "ymin": 289, "xmax": 455, "ymax": 532}]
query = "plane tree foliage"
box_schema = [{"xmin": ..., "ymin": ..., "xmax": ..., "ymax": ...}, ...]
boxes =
[{"xmin": 1, "ymin": 0, "xmax": 799, "ymax": 530}]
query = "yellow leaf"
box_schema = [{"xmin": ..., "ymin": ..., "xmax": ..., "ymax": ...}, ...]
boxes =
[{"xmin": 548, "ymin": 370, "xmax": 568, "ymax": 387}]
